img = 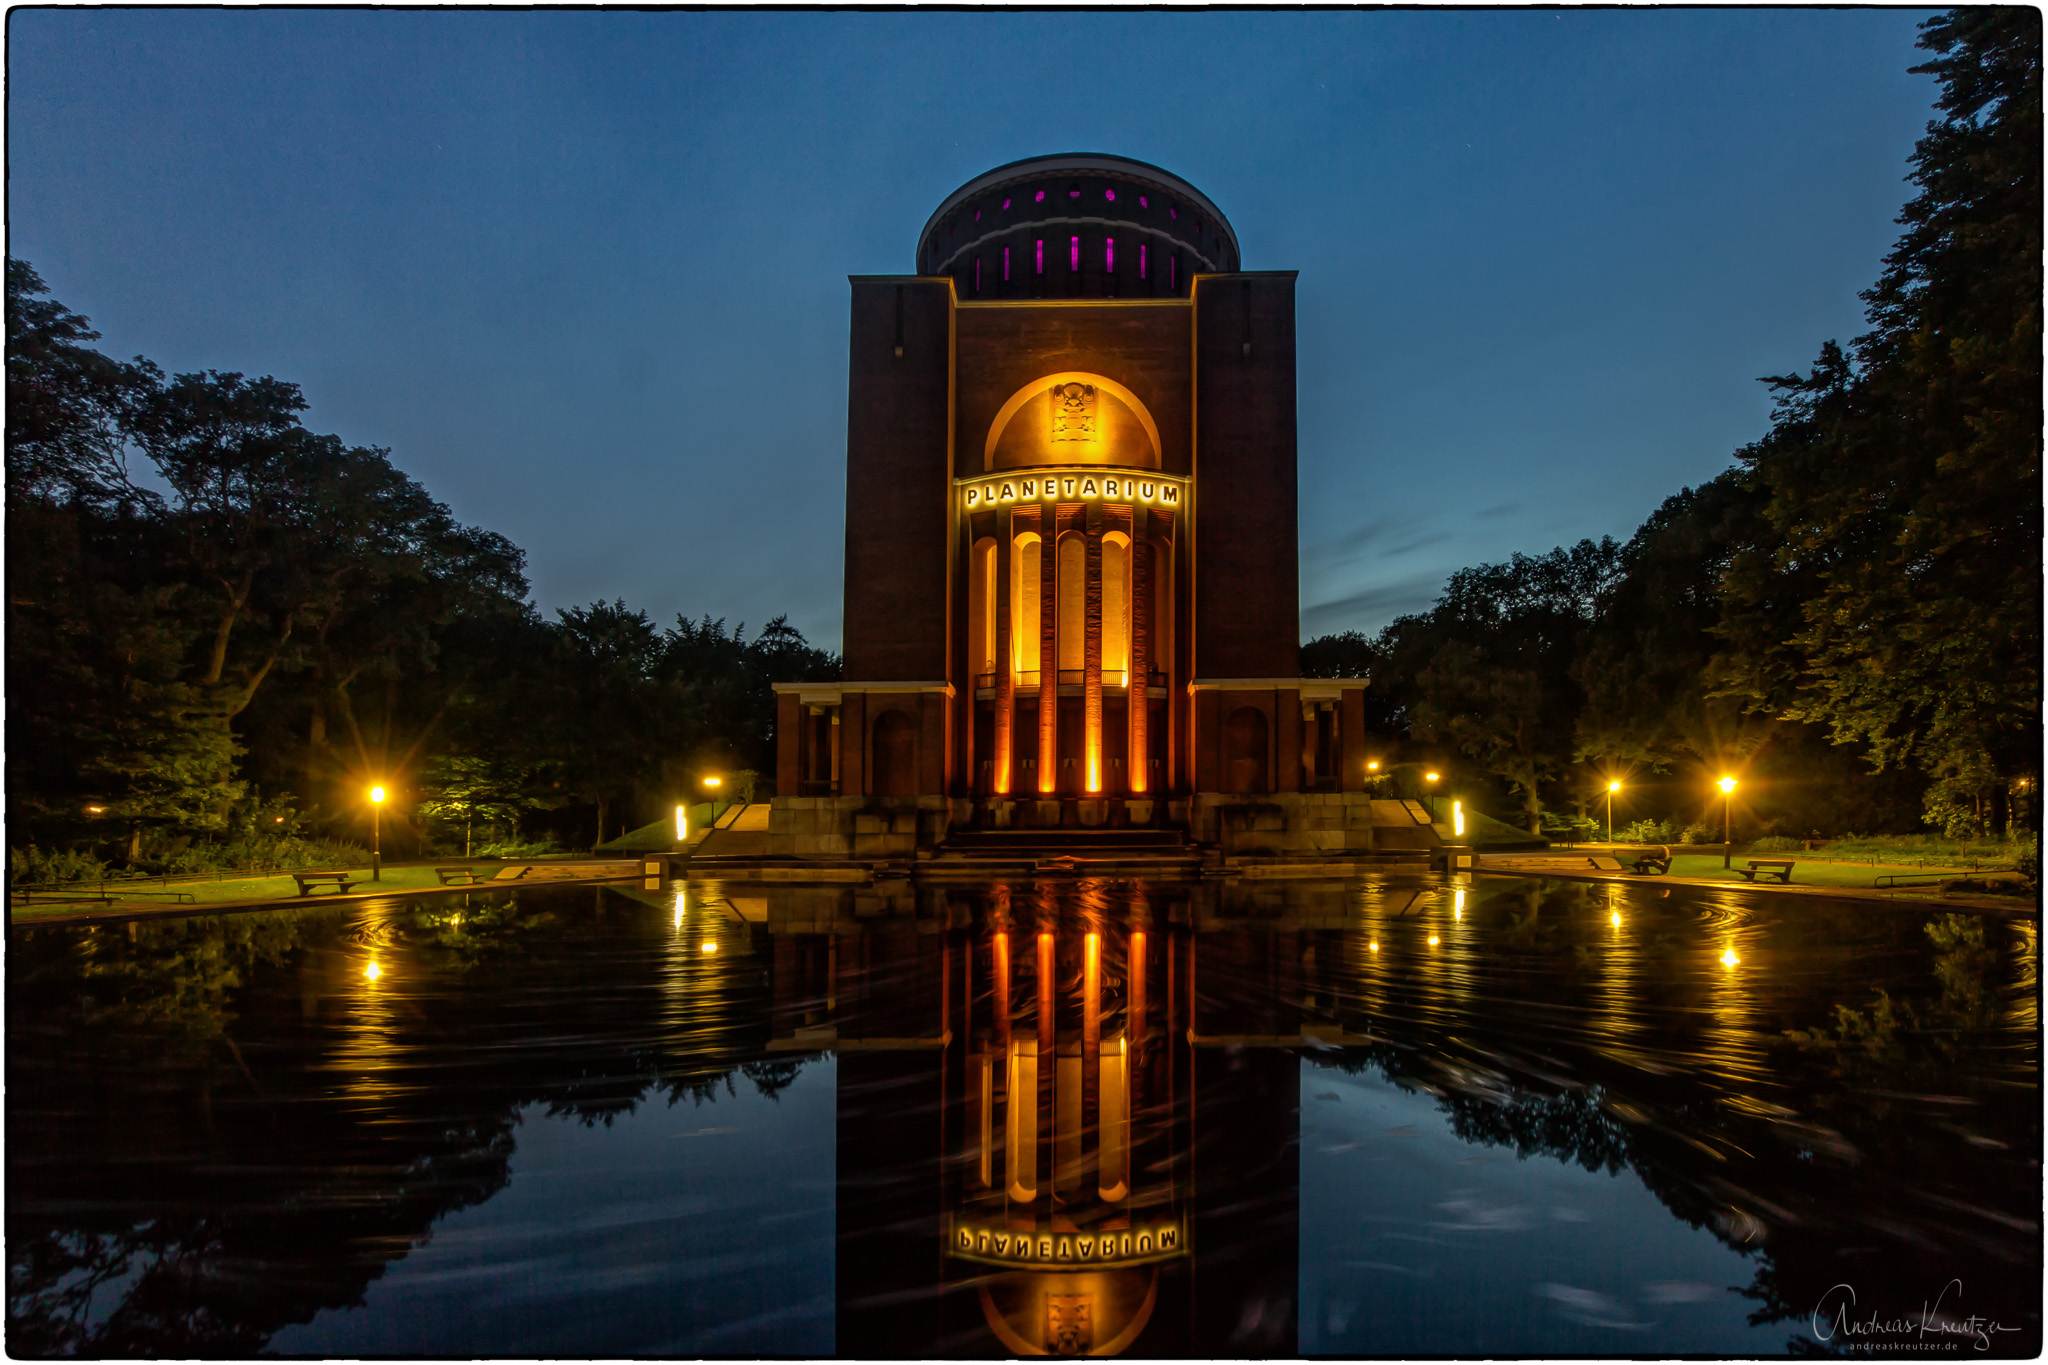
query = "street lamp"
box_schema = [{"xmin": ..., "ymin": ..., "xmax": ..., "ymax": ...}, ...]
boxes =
[
  {"xmin": 369, "ymin": 784, "xmax": 388, "ymax": 881},
  {"xmin": 1717, "ymin": 776, "xmax": 1737, "ymax": 868},
  {"xmin": 1423, "ymin": 770, "xmax": 1441, "ymax": 821},
  {"xmin": 1606, "ymin": 780, "xmax": 1621, "ymax": 845}
]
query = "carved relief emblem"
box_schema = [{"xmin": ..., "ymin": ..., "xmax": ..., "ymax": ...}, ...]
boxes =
[
  {"xmin": 1050, "ymin": 382, "xmax": 1098, "ymax": 442},
  {"xmin": 1047, "ymin": 1294, "xmax": 1093, "ymax": 1355}
]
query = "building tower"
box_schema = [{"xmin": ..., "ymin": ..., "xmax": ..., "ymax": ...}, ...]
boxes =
[{"xmin": 772, "ymin": 153, "xmax": 1372, "ymax": 858}]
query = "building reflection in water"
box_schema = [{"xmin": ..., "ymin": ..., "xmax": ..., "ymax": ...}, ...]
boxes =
[
  {"xmin": 7, "ymin": 875, "xmax": 2038, "ymax": 1357},
  {"xmin": 767, "ymin": 877, "xmax": 1299, "ymax": 1356}
]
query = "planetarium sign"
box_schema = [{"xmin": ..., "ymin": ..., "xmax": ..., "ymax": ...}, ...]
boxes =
[{"xmin": 958, "ymin": 468, "xmax": 1186, "ymax": 510}]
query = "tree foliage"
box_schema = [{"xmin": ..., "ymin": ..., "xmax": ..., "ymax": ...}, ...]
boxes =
[
  {"xmin": 1307, "ymin": 13, "xmax": 2039, "ymax": 840},
  {"xmin": 6, "ymin": 262, "xmax": 835, "ymax": 864}
]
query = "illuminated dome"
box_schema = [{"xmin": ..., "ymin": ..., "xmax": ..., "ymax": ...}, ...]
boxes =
[{"xmin": 917, "ymin": 153, "xmax": 1239, "ymax": 301}]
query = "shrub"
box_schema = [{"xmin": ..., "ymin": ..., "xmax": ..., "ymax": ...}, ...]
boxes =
[
  {"xmin": 1619, "ymin": 818, "xmax": 1679, "ymax": 844},
  {"xmin": 9, "ymin": 844, "xmax": 111, "ymax": 885},
  {"xmin": 1680, "ymin": 821, "xmax": 1719, "ymax": 845},
  {"xmin": 145, "ymin": 834, "xmax": 365, "ymax": 875},
  {"xmin": 2010, "ymin": 834, "xmax": 2038, "ymax": 883},
  {"xmin": 475, "ymin": 836, "xmax": 561, "ymax": 860},
  {"xmin": 1750, "ymin": 835, "xmax": 1803, "ymax": 852}
]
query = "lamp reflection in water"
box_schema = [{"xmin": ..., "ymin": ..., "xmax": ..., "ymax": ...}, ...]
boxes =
[
  {"xmin": 1699, "ymin": 896, "xmax": 1768, "ymax": 1091},
  {"xmin": 1595, "ymin": 888, "xmax": 1643, "ymax": 1053}
]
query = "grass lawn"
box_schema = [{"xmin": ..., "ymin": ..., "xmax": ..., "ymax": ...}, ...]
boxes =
[
  {"xmin": 10, "ymin": 863, "xmax": 489, "ymax": 920},
  {"xmin": 1663, "ymin": 853, "xmax": 2000, "ymax": 890}
]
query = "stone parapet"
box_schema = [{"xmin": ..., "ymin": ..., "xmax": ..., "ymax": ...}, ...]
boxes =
[
  {"xmin": 1188, "ymin": 791, "xmax": 1425, "ymax": 858},
  {"xmin": 767, "ymin": 795, "xmax": 956, "ymax": 860}
]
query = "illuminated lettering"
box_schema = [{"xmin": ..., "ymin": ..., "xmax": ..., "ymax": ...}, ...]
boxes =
[
  {"xmin": 1119, "ymin": 1233, "xmax": 1133, "ymax": 1257},
  {"xmin": 959, "ymin": 474, "xmax": 1184, "ymax": 514},
  {"xmin": 1038, "ymin": 1236, "xmax": 1053, "ymax": 1260},
  {"xmin": 993, "ymin": 1233, "xmax": 1010, "ymax": 1255},
  {"xmin": 1137, "ymin": 1233, "xmax": 1152, "ymax": 1254},
  {"xmin": 1056, "ymin": 1237, "xmax": 1074, "ymax": 1261},
  {"xmin": 1159, "ymin": 1226, "xmax": 1179, "ymax": 1251},
  {"xmin": 958, "ymin": 1227, "xmax": 974, "ymax": 1250},
  {"xmin": 1076, "ymin": 1236, "xmax": 1094, "ymax": 1257}
]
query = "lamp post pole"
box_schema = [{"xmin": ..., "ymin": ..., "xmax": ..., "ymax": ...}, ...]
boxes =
[
  {"xmin": 1718, "ymin": 777, "xmax": 1737, "ymax": 869},
  {"xmin": 370, "ymin": 785, "xmax": 387, "ymax": 881},
  {"xmin": 1606, "ymin": 781, "xmax": 1620, "ymax": 845}
]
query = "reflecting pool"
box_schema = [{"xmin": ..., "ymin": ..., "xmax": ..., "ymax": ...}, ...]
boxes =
[{"xmin": 7, "ymin": 875, "xmax": 2039, "ymax": 1356}]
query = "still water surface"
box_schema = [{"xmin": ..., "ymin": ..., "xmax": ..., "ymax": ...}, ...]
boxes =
[{"xmin": 8, "ymin": 875, "xmax": 2039, "ymax": 1356}]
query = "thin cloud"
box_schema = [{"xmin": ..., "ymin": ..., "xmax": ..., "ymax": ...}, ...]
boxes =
[{"xmin": 1301, "ymin": 571, "xmax": 1446, "ymax": 636}]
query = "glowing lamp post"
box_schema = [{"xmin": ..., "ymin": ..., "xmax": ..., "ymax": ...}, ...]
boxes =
[
  {"xmin": 1606, "ymin": 780, "xmax": 1621, "ymax": 845},
  {"xmin": 1423, "ymin": 770, "xmax": 1440, "ymax": 821},
  {"xmin": 368, "ymin": 785, "xmax": 388, "ymax": 881},
  {"xmin": 1717, "ymin": 776, "xmax": 1737, "ymax": 868}
]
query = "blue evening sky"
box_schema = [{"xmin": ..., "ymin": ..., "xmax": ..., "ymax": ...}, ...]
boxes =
[{"xmin": 8, "ymin": 8, "xmax": 1939, "ymax": 648}]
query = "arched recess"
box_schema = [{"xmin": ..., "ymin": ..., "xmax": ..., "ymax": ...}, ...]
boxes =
[
  {"xmin": 984, "ymin": 372, "xmax": 1163, "ymax": 469},
  {"xmin": 1056, "ymin": 533, "xmax": 1086, "ymax": 674},
  {"xmin": 872, "ymin": 710, "xmax": 918, "ymax": 797},
  {"xmin": 1011, "ymin": 533, "xmax": 1042, "ymax": 677},
  {"xmin": 969, "ymin": 537, "xmax": 997, "ymax": 680},
  {"xmin": 1224, "ymin": 706, "xmax": 1269, "ymax": 794},
  {"xmin": 1101, "ymin": 532, "xmax": 1131, "ymax": 682}
]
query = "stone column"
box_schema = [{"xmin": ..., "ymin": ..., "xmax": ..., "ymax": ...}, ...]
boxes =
[
  {"xmin": 1130, "ymin": 515, "xmax": 1153, "ymax": 795},
  {"xmin": 1038, "ymin": 508, "xmax": 1059, "ymax": 794},
  {"xmin": 994, "ymin": 511, "xmax": 1015, "ymax": 796},
  {"xmin": 1083, "ymin": 507, "xmax": 1104, "ymax": 795}
]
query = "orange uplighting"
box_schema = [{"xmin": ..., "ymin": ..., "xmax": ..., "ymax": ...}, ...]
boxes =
[{"xmin": 1086, "ymin": 744, "xmax": 1100, "ymax": 794}]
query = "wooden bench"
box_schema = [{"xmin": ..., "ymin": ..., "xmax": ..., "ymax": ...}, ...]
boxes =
[
  {"xmin": 1630, "ymin": 846, "xmax": 1673, "ymax": 875},
  {"xmin": 1736, "ymin": 859, "xmax": 1795, "ymax": 884},
  {"xmin": 435, "ymin": 866, "xmax": 489, "ymax": 885},
  {"xmin": 291, "ymin": 871, "xmax": 362, "ymax": 897}
]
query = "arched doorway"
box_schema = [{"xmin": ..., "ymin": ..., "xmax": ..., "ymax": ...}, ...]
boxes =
[
  {"xmin": 1224, "ymin": 706, "xmax": 1269, "ymax": 794},
  {"xmin": 872, "ymin": 710, "xmax": 918, "ymax": 797}
]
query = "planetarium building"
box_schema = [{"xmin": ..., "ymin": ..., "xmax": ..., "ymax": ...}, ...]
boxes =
[{"xmin": 771, "ymin": 153, "xmax": 1375, "ymax": 860}]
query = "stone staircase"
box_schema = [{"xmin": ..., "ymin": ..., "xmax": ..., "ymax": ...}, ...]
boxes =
[{"xmin": 926, "ymin": 826, "xmax": 1203, "ymax": 877}]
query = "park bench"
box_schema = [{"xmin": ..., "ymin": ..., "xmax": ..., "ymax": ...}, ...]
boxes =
[
  {"xmin": 1736, "ymin": 859, "xmax": 1795, "ymax": 884},
  {"xmin": 1630, "ymin": 846, "xmax": 1673, "ymax": 875},
  {"xmin": 1586, "ymin": 856, "xmax": 1627, "ymax": 872},
  {"xmin": 291, "ymin": 871, "xmax": 362, "ymax": 897},
  {"xmin": 435, "ymin": 866, "xmax": 489, "ymax": 885}
]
